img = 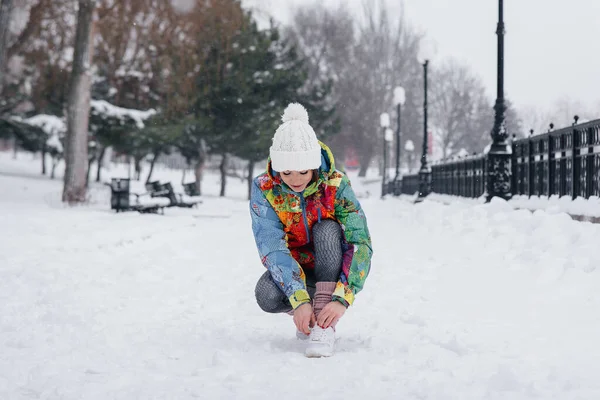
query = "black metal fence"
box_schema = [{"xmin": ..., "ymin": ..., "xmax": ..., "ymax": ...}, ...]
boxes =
[
  {"xmin": 431, "ymin": 154, "xmax": 487, "ymax": 198},
  {"xmin": 398, "ymin": 118, "xmax": 600, "ymax": 200},
  {"xmin": 399, "ymin": 174, "xmax": 419, "ymax": 196},
  {"xmin": 513, "ymin": 119, "xmax": 600, "ymax": 199}
]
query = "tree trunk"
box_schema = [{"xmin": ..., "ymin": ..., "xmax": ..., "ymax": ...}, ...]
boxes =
[
  {"xmin": 194, "ymin": 159, "xmax": 204, "ymax": 196},
  {"xmin": 145, "ymin": 151, "xmax": 159, "ymax": 184},
  {"xmin": 95, "ymin": 145, "xmax": 106, "ymax": 182},
  {"xmin": 134, "ymin": 156, "xmax": 142, "ymax": 180},
  {"xmin": 0, "ymin": 0, "xmax": 14, "ymax": 93},
  {"xmin": 50, "ymin": 158, "xmax": 58, "ymax": 179},
  {"xmin": 246, "ymin": 160, "xmax": 255, "ymax": 200},
  {"xmin": 41, "ymin": 146, "xmax": 47, "ymax": 175},
  {"xmin": 219, "ymin": 153, "xmax": 227, "ymax": 197},
  {"xmin": 85, "ymin": 154, "xmax": 95, "ymax": 187},
  {"xmin": 62, "ymin": 0, "xmax": 95, "ymax": 204},
  {"xmin": 358, "ymin": 152, "xmax": 371, "ymax": 177}
]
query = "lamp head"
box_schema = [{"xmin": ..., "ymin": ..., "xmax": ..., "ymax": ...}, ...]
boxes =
[
  {"xmin": 417, "ymin": 39, "xmax": 436, "ymax": 64},
  {"xmin": 380, "ymin": 112, "xmax": 390, "ymax": 128},
  {"xmin": 394, "ymin": 87, "xmax": 406, "ymax": 106}
]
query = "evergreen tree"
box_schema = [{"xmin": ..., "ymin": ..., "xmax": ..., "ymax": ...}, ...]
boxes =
[{"xmin": 206, "ymin": 16, "xmax": 340, "ymax": 199}]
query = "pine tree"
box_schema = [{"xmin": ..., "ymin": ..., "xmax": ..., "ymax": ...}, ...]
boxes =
[{"xmin": 233, "ymin": 27, "xmax": 339, "ymax": 198}]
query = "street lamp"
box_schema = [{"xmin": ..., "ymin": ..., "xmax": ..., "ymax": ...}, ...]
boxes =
[
  {"xmin": 416, "ymin": 42, "xmax": 434, "ymax": 202},
  {"xmin": 405, "ymin": 139, "xmax": 415, "ymax": 173},
  {"xmin": 393, "ymin": 86, "xmax": 406, "ymax": 195},
  {"xmin": 487, "ymin": 0, "xmax": 511, "ymax": 201},
  {"xmin": 385, "ymin": 127, "xmax": 394, "ymax": 196},
  {"xmin": 380, "ymin": 112, "xmax": 390, "ymax": 198}
]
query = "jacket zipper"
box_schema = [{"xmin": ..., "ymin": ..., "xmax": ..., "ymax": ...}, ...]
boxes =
[{"xmin": 300, "ymin": 195, "xmax": 310, "ymax": 240}]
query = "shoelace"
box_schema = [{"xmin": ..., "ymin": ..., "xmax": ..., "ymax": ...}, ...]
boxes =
[{"xmin": 310, "ymin": 327, "xmax": 330, "ymax": 342}]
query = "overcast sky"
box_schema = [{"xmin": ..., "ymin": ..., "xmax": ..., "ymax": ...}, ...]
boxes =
[{"xmin": 242, "ymin": 0, "xmax": 600, "ymax": 115}]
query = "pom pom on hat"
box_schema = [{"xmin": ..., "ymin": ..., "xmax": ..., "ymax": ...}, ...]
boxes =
[
  {"xmin": 281, "ymin": 103, "xmax": 310, "ymax": 124},
  {"xmin": 270, "ymin": 102, "xmax": 321, "ymax": 172}
]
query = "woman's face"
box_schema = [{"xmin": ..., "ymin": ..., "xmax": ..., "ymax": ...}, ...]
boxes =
[{"xmin": 280, "ymin": 170, "xmax": 313, "ymax": 192}]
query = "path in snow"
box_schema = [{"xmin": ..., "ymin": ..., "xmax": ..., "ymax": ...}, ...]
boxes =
[{"xmin": 1, "ymin": 160, "xmax": 600, "ymax": 399}]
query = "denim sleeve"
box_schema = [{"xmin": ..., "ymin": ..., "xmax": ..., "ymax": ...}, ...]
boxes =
[
  {"xmin": 332, "ymin": 175, "xmax": 373, "ymax": 306},
  {"xmin": 249, "ymin": 180, "xmax": 310, "ymax": 309}
]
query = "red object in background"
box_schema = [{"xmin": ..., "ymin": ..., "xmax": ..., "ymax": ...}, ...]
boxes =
[{"xmin": 345, "ymin": 147, "xmax": 359, "ymax": 170}]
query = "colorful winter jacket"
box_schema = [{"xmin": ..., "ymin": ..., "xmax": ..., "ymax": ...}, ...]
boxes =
[{"xmin": 250, "ymin": 142, "xmax": 373, "ymax": 309}]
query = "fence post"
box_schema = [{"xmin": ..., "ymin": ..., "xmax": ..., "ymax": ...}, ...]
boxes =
[
  {"xmin": 548, "ymin": 133, "xmax": 555, "ymax": 197},
  {"xmin": 585, "ymin": 126, "xmax": 594, "ymax": 199},
  {"xmin": 528, "ymin": 135, "xmax": 534, "ymax": 197},
  {"xmin": 559, "ymin": 134, "xmax": 566, "ymax": 197},
  {"xmin": 572, "ymin": 127, "xmax": 580, "ymax": 200},
  {"xmin": 510, "ymin": 135, "xmax": 517, "ymax": 196}
]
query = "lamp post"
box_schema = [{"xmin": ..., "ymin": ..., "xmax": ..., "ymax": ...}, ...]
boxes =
[
  {"xmin": 405, "ymin": 140, "xmax": 415, "ymax": 173},
  {"xmin": 416, "ymin": 45, "xmax": 433, "ymax": 202},
  {"xmin": 380, "ymin": 112, "xmax": 390, "ymax": 198},
  {"xmin": 487, "ymin": 0, "xmax": 511, "ymax": 201},
  {"xmin": 393, "ymin": 86, "xmax": 406, "ymax": 195}
]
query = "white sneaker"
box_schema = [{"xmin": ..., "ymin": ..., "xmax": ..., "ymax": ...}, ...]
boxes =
[
  {"xmin": 305, "ymin": 326, "xmax": 335, "ymax": 358},
  {"xmin": 296, "ymin": 329, "xmax": 309, "ymax": 340}
]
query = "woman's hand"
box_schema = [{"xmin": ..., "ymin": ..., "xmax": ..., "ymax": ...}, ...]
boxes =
[
  {"xmin": 317, "ymin": 301, "xmax": 346, "ymax": 329},
  {"xmin": 293, "ymin": 303, "xmax": 316, "ymax": 335}
]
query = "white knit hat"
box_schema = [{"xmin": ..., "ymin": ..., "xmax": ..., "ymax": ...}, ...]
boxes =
[{"xmin": 269, "ymin": 103, "xmax": 321, "ymax": 172}]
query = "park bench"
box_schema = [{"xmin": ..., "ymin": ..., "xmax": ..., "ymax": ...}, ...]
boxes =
[
  {"xmin": 146, "ymin": 180, "xmax": 202, "ymax": 208},
  {"xmin": 107, "ymin": 178, "xmax": 167, "ymax": 214}
]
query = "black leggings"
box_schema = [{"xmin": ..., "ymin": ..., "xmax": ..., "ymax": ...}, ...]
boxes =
[{"xmin": 255, "ymin": 220, "xmax": 343, "ymax": 313}]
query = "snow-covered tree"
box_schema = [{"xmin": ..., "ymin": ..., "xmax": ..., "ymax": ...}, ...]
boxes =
[
  {"xmin": 22, "ymin": 114, "xmax": 65, "ymax": 178},
  {"xmin": 89, "ymin": 99, "xmax": 156, "ymax": 182}
]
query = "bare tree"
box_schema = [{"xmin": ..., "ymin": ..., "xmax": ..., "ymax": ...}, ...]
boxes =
[
  {"xmin": 0, "ymin": 0, "xmax": 14, "ymax": 92},
  {"xmin": 429, "ymin": 59, "xmax": 490, "ymax": 157},
  {"xmin": 347, "ymin": 0, "xmax": 421, "ymax": 176},
  {"xmin": 551, "ymin": 96, "xmax": 591, "ymax": 128},
  {"xmin": 63, "ymin": 0, "xmax": 95, "ymax": 204},
  {"xmin": 6, "ymin": 0, "xmax": 51, "ymax": 61},
  {"xmin": 288, "ymin": 0, "xmax": 421, "ymax": 176},
  {"xmin": 518, "ymin": 105, "xmax": 555, "ymax": 137},
  {"xmin": 286, "ymin": 5, "xmax": 354, "ymax": 165}
]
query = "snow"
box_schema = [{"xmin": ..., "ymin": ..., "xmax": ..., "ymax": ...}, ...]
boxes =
[
  {"xmin": 23, "ymin": 114, "xmax": 65, "ymax": 135},
  {"xmin": 2, "ymin": 151, "xmax": 600, "ymax": 399},
  {"xmin": 45, "ymin": 134, "xmax": 63, "ymax": 152},
  {"xmin": 22, "ymin": 114, "xmax": 66, "ymax": 152},
  {"xmin": 90, "ymin": 100, "xmax": 156, "ymax": 129},
  {"xmin": 456, "ymin": 148, "xmax": 470, "ymax": 157},
  {"xmin": 510, "ymin": 194, "xmax": 600, "ymax": 218},
  {"xmin": 421, "ymin": 192, "xmax": 600, "ymax": 219}
]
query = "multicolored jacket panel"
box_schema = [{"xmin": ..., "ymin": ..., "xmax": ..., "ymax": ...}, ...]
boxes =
[{"xmin": 250, "ymin": 142, "xmax": 373, "ymax": 309}]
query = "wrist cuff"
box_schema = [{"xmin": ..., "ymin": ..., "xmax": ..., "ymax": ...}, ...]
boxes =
[{"xmin": 289, "ymin": 289, "xmax": 311, "ymax": 309}]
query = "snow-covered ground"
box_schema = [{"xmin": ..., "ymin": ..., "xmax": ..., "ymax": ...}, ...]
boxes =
[
  {"xmin": 421, "ymin": 192, "xmax": 600, "ymax": 220},
  {"xmin": 1, "ymin": 151, "xmax": 600, "ymax": 399}
]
